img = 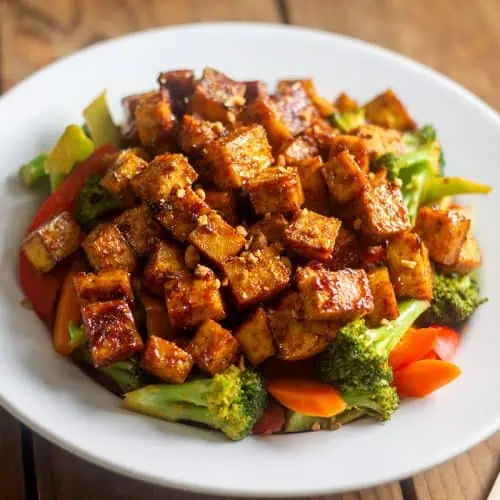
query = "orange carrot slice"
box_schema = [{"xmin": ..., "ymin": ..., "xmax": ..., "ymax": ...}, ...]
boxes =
[
  {"xmin": 389, "ymin": 328, "xmax": 439, "ymax": 370},
  {"xmin": 432, "ymin": 326, "xmax": 460, "ymax": 361}
]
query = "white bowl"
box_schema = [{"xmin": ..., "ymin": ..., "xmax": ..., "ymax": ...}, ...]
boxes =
[{"xmin": 0, "ymin": 23, "xmax": 499, "ymax": 498}]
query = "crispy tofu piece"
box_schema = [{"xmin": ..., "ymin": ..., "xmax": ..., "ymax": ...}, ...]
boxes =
[
  {"xmin": 204, "ymin": 189, "xmax": 239, "ymax": 226},
  {"xmin": 439, "ymin": 234, "xmax": 482, "ymax": 275},
  {"xmin": 244, "ymin": 80, "xmax": 268, "ymax": 103},
  {"xmin": 364, "ymin": 89, "xmax": 416, "ymax": 131},
  {"xmin": 178, "ymin": 114, "xmax": 225, "ymax": 156},
  {"xmin": 73, "ymin": 270, "xmax": 134, "ymax": 306},
  {"xmin": 354, "ymin": 124, "xmax": 405, "ymax": 159},
  {"xmin": 323, "ymin": 227, "xmax": 362, "ymax": 271},
  {"xmin": 222, "ymin": 244, "xmax": 292, "ymax": 309},
  {"xmin": 81, "ymin": 299, "xmax": 143, "ymax": 367},
  {"xmin": 278, "ymin": 135, "xmax": 319, "ymax": 165},
  {"xmin": 334, "ymin": 92, "xmax": 359, "ymax": 112},
  {"xmin": 204, "ymin": 124, "xmax": 273, "ymax": 188},
  {"xmin": 268, "ymin": 292, "xmax": 337, "ymax": 361},
  {"xmin": 141, "ymin": 336, "xmax": 193, "ymax": 383},
  {"xmin": 295, "ymin": 79, "xmax": 336, "ymax": 117},
  {"xmin": 234, "ymin": 308, "xmax": 275, "ymax": 366},
  {"xmin": 415, "ymin": 207, "xmax": 470, "ymax": 265},
  {"xmin": 166, "ymin": 268, "xmax": 226, "ymax": 330},
  {"xmin": 365, "ymin": 267, "xmax": 399, "ymax": 327},
  {"xmin": 387, "ymin": 232, "xmax": 434, "ymax": 300},
  {"xmin": 187, "ymin": 319, "xmax": 239, "ymax": 375},
  {"xmin": 141, "ymin": 293, "xmax": 176, "ymax": 339},
  {"xmin": 247, "ymin": 167, "xmax": 304, "ymax": 214},
  {"xmin": 188, "ymin": 211, "xmax": 245, "ymax": 266},
  {"xmin": 284, "ymin": 209, "xmax": 341, "ymax": 261},
  {"xmin": 248, "ymin": 213, "xmax": 289, "ymax": 245},
  {"xmin": 114, "ymin": 205, "xmax": 163, "ymax": 256},
  {"xmin": 329, "ymin": 135, "xmax": 370, "ymax": 173},
  {"xmin": 191, "ymin": 67, "xmax": 246, "ymax": 123},
  {"xmin": 297, "ymin": 156, "xmax": 331, "ymax": 215},
  {"xmin": 302, "ymin": 118, "xmax": 339, "ymax": 158},
  {"xmin": 157, "ymin": 69, "xmax": 195, "ymax": 116},
  {"xmin": 131, "ymin": 153, "xmax": 197, "ymax": 203},
  {"xmin": 297, "ymin": 266, "xmax": 373, "ymax": 321},
  {"xmin": 82, "ymin": 223, "xmax": 135, "ymax": 272},
  {"xmin": 22, "ymin": 211, "xmax": 83, "ymax": 273},
  {"xmin": 143, "ymin": 241, "xmax": 187, "ymax": 296}
]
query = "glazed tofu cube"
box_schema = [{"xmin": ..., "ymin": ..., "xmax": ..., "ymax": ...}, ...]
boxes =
[
  {"xmin": 292, "ymin": 79, "xmax": 336, "ymax": 117},
  {"xmin": 205, "ymin": 124, "xmax": 273, "ymax": 188},
  {"xmin": 141, "ymin": 293, "xmax": 176, "ymax": 339},
  {"xmin": 143, "ymin": 241, "xmax": 187, "ymax": 296},
  {"xmin": 284, "ymin": 209, "xmax": 341, "ymax": 261},
  {"xmin": 187, "ymin": 319, "xmax": 239, "ymax": 375},
  {"xmin": 278, "ymin": 135, "xmax": 319, "ymax": 165},
  {"xmin": 297, "ymin": 156, "xmax": 331, "ymax": 215},
  {"xmin": 166, "ymin": 267, "xmax": 226, "ymax": 330},
  {"xmin": 268, "ymin": 292, "xmax": 336, "ymax": 361},
  {"xmin": 386, "ymin": 232, "xmax": 434, "ymax": 300},
  {"xmin": 364, "ymin": 89, "xmax": 416, "ymax": 131},
  {"xmin": 81, "ymin": 299, "xmax": 143, "ymax": 367},
  {"xmin": 323, "ymin": 227, "xmax": 362, "ymax": 271},
  {"xmin": 302, "ymin": 118, "xmax": 338, "ymax": 157},
  {"xmin": 188, "ymin": 211, "xmax": 245, "ymax": 267},
  {"xmin": 73, "ymin": 270, "xmax": 134, "ymax": 306},
  {"xmin": 439, "ymin": 234, "xmax": 482, "ymax": 275},
  {"xmin": 204, "ymin": 189, "xmax": 239, "ymax": 226},
  {"xmin": 82, "ymin": 223, "xmax": 136, "ymax": 272},
  {"xmin": 141, "ymin": 336, "xmax": 193, "ymax": 383},
  {"xmin": 234, "ymin": 308, "xmax": 275, "ymax": 366},
  {"xmin": 248, "ymin": 213, "xmax": 289, "ymax": 244},
  {"xmin": 354, "ymin": 124, "xmax": 405, "ymax": 159},
  {"xmin": 222, "ymin": 244, "xmax": 292, "ymax": 309},
  {"xmin": 157, "ymin": 69, "xmax": 195, "ymax": 116},
  {"xmin": 114, "ymin": 205, "xmax": 163, "ymax": 256},
  {"xmin": 191, "ymin": 67, "xmax": 246, "ymax": 123},
  {"xmin": 22, "ymin": 211, "xmax": 82, "ymax": 273},
  {"xmin": 334, "ymin": 92, "xmax": 359, "ymax": 112},
  {"xmin": 329, "ymin": 135, "xmax": 370, "ymax": 173},
  {"xmin": 296, "ymin": 266, "xmax": 373, "ymax": 321},
  {"xmin": 415, "ymin": 207, "xmax": 470, "ymax": 265},
  {"xmin": 247, "ymin": 167, "xmax": 304, "ymax": 214},
  {"xmin": 130, "ymin": 154, "xmax": 197, "ymax": 203},
  {"xmin": 178, "ymin": 114, "xmax": 225, "ymax": 156},
  {"xmin": 135, "ymin": 89, "xmax": 176, "ymax": 147},
  {"xmin": 365, "ymin": 267, "xmax": 399, "ymax": 327},
  {"xmin": 323, "ymin": 150, "xmax": 368, "ymax": 204}
]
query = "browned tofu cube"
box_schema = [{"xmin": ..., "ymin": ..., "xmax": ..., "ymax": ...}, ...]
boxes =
[
  {"xmin": 244, "ymin": 80, "xmax": 268, "ymax": 103},
  {"xmin": 204, "ymin": 189, "xmax": 239, "ymax": 226},
  {"xmin": 386, "ymin": 232, "xmax": 434, "ymax": 300},
  {"xmin": 73, "ymin": 270, "xmax": 134, "ymax": 306},
  {"xmin": 82, "ymin": 223, "xmax": 135, "ymax": 272},
  {"xmin": 323, "ymin": 227, "xmax": 362, "ymax": 271},
  {"xmin": 364, "ymin": 89, "xmax": 416, "ymax": 131},
  {"xmin": 296, "ymin": 156, "xmax": 331, "ymax": 215},
  {"xmin": 334, "ymin": 92, "xmax": 359, "ymax": 112},
  {"xmin": 188, "ymin": 211, "xmax": 245, "ymax": 267},
  {"xmin": 268, "ymin": 292, "xmax": 337, "ymax": 361},
  {"xmin": 323, "ymin": 150, "xmax": 368, "ymax": 205},
  {"xmin": 191, "ymin": 67, "xmax": 246, "ymax": 123},
  {"xmin": 439, "ymin": 234, "xmax": 481, "ymax": 275},
  {"xmin": 293, "ymin": 79, "xmax": 336, "ymax": 117},
  {"xmin": 284, "ymin": 209, "xmax": 341, "ymax": 261},
  {"xmin": 365, "ymin": 267, "xmax": 399, "ymax": 327},
  {"xmin": 234, "ymin": 308, "xmax": 275, "ymax": 366},
  {"xmin": 143, "ymin": 241, "xmax": 187, "ymax": 296},
  {"xmin": 166, "ymin": 267, "xmax": 226, "ymax": 330},
  {"xmin": 157, "ymin": 69, "xmax": 195, "ymax": 116},
  {"xmin": 141, "ymin": 293, "xmax": 176, "ymax": 339},
  {"xmin": 354, "ymin": 124, "xmax": 405, "ymax": 159},
  {"xmin": 204, "ymin": 124, "xmax": 273, "ymax": 188},
  {"xmin": 415, "ymin": 207, "xmax": 470, "ymax": 265},
  {"xmin": 131, "ymin": 153, "xmax": 197, "ymax": 203},
  {"xmin": 81, "ymin": 299, "xmax": 143, "ymax": 367},
  {"xmin": 222, "ymin": 244, "xmax": 291, "ymax": 309},
  {"xmin": 297, "ymin": 266, "xmax": 373, "ymax": 321},
  {"xmin": 329, "ymin": 135, "xmax": 370, "ymax": 173},
  {"xmin": 247, "ymin": 167, "xmax": 304, "ymax": 214},
  {"xmin": 178, "ymin": 114, "xmax": 225, "ymax": 156},
  {"xmin": 248, "ymin": 213, "xmax": 289, "ymax": 244},
  {"xmin": 302, "ymin": 118, "xmax": 338, "ymax": 157},
  {"xmin": 22, "ymin": 211, "xmax": 83, "ymax": 273},
  {"xmin": 278, "ymin": 135, "xmax": 319, "ymax": 165}
]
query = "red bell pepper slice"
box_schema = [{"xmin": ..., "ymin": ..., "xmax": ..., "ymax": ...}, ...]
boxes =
[{"xmin": 431, "ymin": 326, "xmax": 460, "ymax": 361}]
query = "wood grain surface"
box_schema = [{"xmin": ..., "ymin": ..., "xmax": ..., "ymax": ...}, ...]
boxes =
[{"xmin": 1, "ymin": 0, "xmax": 499, "ymax": 499}]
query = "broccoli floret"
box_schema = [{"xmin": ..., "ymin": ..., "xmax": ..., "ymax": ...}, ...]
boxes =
[
  {"xmin": 122, "ymin": 366, "xmax": 267, "ymax": 441},
  {"xmin": 328, "ymin": 109, "xmax": 365, "ymax": 132},
  {"xmin": 284, "ymin": 408, "xmax": 366, "ymax": 433},
  {"xmin": 73, "ymin": 174, "xmax": 122, "ymax": 230},
  {"xmin": 419, "ymin": 273, "xmax": 487, "ymax": 327},
  {"xmin": 342, "ymin": 383, "xmax": 399, "ymax": 421}
]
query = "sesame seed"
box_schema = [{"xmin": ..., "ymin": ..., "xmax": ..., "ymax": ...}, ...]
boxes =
[
  {"xmin": 353, "ymin": 218, "xmax": 362, "ymax": 230},
  {"xmin": 311, "ymin": 422, "xmax": 321, "ymax": 431},
  {"xmin": 222, "ymin": 277, "xmax": 229, "ymax": 286},
  {"xmin": 195, "ymin": 188, "xmax": 206, "ymax": 200},
  {"xmin": 236, "ymin": 225, "xmax": 248, "ymax": 237},
  {"xmin": 194, "ymin": 265, "xmax": 211, "ymax": 278},
  {"xmin": 176, "ymin": 188, "xmax": 186, "ymax": 198},
  {"xmin": 197, "ymin": 214, "xmax": 209, "ymax": 226},
  {"xmin": 393, "ymin": 178, "xmax": 403, "ymax": 187},
  {"xmin": 380, "ymin": 318, "xmax": 390, "ymax": 326},
  {"xmin": 401, "ymin": 259, "xmax": 417, "ymax": 269}
]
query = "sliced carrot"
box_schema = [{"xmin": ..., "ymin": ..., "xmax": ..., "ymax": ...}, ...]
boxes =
[
  {"xmin": 389, "ymin": 327, "xmax": 439, "ymax": 371},
  {"xmin": 432, "ymin": 326, "xmax": 460, "ymax": 361},
  {"xmin": 393, "ymin": 360, "xmax": 461, "ymax": 398},
  {"xmin": 267, "ymin": 378, "xmax": 347, "ymax": 418}
]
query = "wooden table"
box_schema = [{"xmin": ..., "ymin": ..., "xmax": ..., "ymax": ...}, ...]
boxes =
[{"xmin": 1, "ymin": 0, "xmax": 499, "ymax": 498}]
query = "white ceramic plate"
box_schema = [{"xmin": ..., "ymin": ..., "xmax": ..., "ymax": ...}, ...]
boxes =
[{"xmin": 0, "ymin": 23, "xmax": 499, "ymax": 498}]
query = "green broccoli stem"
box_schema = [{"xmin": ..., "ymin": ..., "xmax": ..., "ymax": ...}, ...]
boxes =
[
  {"xmin": 422, "ymin": 177, "xmax": 492, "ymax": 205},
  {"xmin": 399, "ymin": 163, "xmax": 432, "ymax": 223},
  {"xmin": 19, "ymin": 153, "xmax": 49, "ymax": 188},
  {"xmin": 98, "ymin": 362, "xmax": 146, "ymax": 394},
  {"xmin": 68, "ymin": 321, "xmax": 86, "ymax": 349}
]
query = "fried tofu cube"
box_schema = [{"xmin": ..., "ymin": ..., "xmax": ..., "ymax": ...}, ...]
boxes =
[
  {"xmin": 188, "ymin": 211, "xmax": 245, "ymax": 267},
  {"xmin": 365, "ymin": 267, "xmax": 399, "ymax": 327},
  {"xmin": 354, "ymin": 124, "xmax": 405, "ymax": 159},
  {"xmin": 329, "ymin": 135, "xmax": 370, "ymax": 173},
  {"xmin": 81, "ymin": 299, "xmax": 143, "ymax": 367},
  {"xmin": 297, "ymin": 266, "xmax": 373, "ymax": 321},
  {"xmin": 131, "ymin": 153, "xmax": 197, "ymax": 203},
  {"xmin": 191, "ymin": 67, "xmax": 246, "ymax": 123},
  {"xmin": 386, "ymin": 232, "xmax": 434, "ymax": 300},
  {"xmin": 204, "ymin": 189, "xmax": 239, "ymax": 226},
  {"xmin": 222, "ymin": 244, "xmax": 292, "ymax": 309},
  {"xmin": 157, "ymin": 69, "xmax": 195, "ymax": 116},
  {"xmin": 204, "ymin": 124, "xmax": 273, "ymax": 188},
  {"xmin": 187, "ymin": 319, "xmax": 239, "ymax": 375},
  {"xmin": 268, "ymin": 292, "xmax": 337, "ymax": 361},
  {"xmin": 248, "ymin": 213, "xmax": 289, "ymax": 244},
  {"xmin": 278, "ymin": 135, "xmax": 319, "ymax": 165},
  {"xmin": 364, "ymin": 89, "xmax": 416, "ymax": 131},
  {"xmin": 73, "ymin": 270, "xmax": 134, "ymax": 306},
  {"xmin": 297, "ymin": 156, "xmax": 331, "ymax": 215},
  {"xmin": 302, "ymin": 118, "xmax": 338, "ymax": 157},
  {"xmin": 415, "ymin": 207, "xmax": 470, "ymax": 265},
  {"xmin": 141, "ymin": 336, "xmax": 193, "ymax": 383},
  {"xmin": 82, "ymin": 223, "xmax": 136, "ymax": 272},
  {"xmin": 295, "ymin": 79, "xmax": 336, "ymax": 117},
  {"xmin": 178, "ymin": 114, "xmax": 225, "ymax": 156},
  {"xmin": 284, "ymin": 209, "xmax": 341, "ymax": 261},
  {"xmin": 334, "ymin": 92, "xmax": 359, "ymax": 112},
  {"xmin": 166, "ymin": 268, "xmax": 226, "ymax": 330},
  {"xmin": 323, "ymin": 227, "xmax": 362, "ymax": 271},
  {"xmin": 247, "ymin": 167, "xmax": 304, "ymax": 215},
  {"xmin": 439, "ymin": 234, "xmax": 482, "ymax": 275},
  {"xmin": 143, "ymin": 241, "xmax": 187, "ymax": 296},
  {"xmin": 234, "ymin": 308, "xmax": 275, "ymax": 366},
  {"xmin": 22, "ymin": 211, "xmax": 82, "ymax": 273},
  {"xmin": 141, "ymin": 293, "xmax": 176, "ymax": 339}
]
